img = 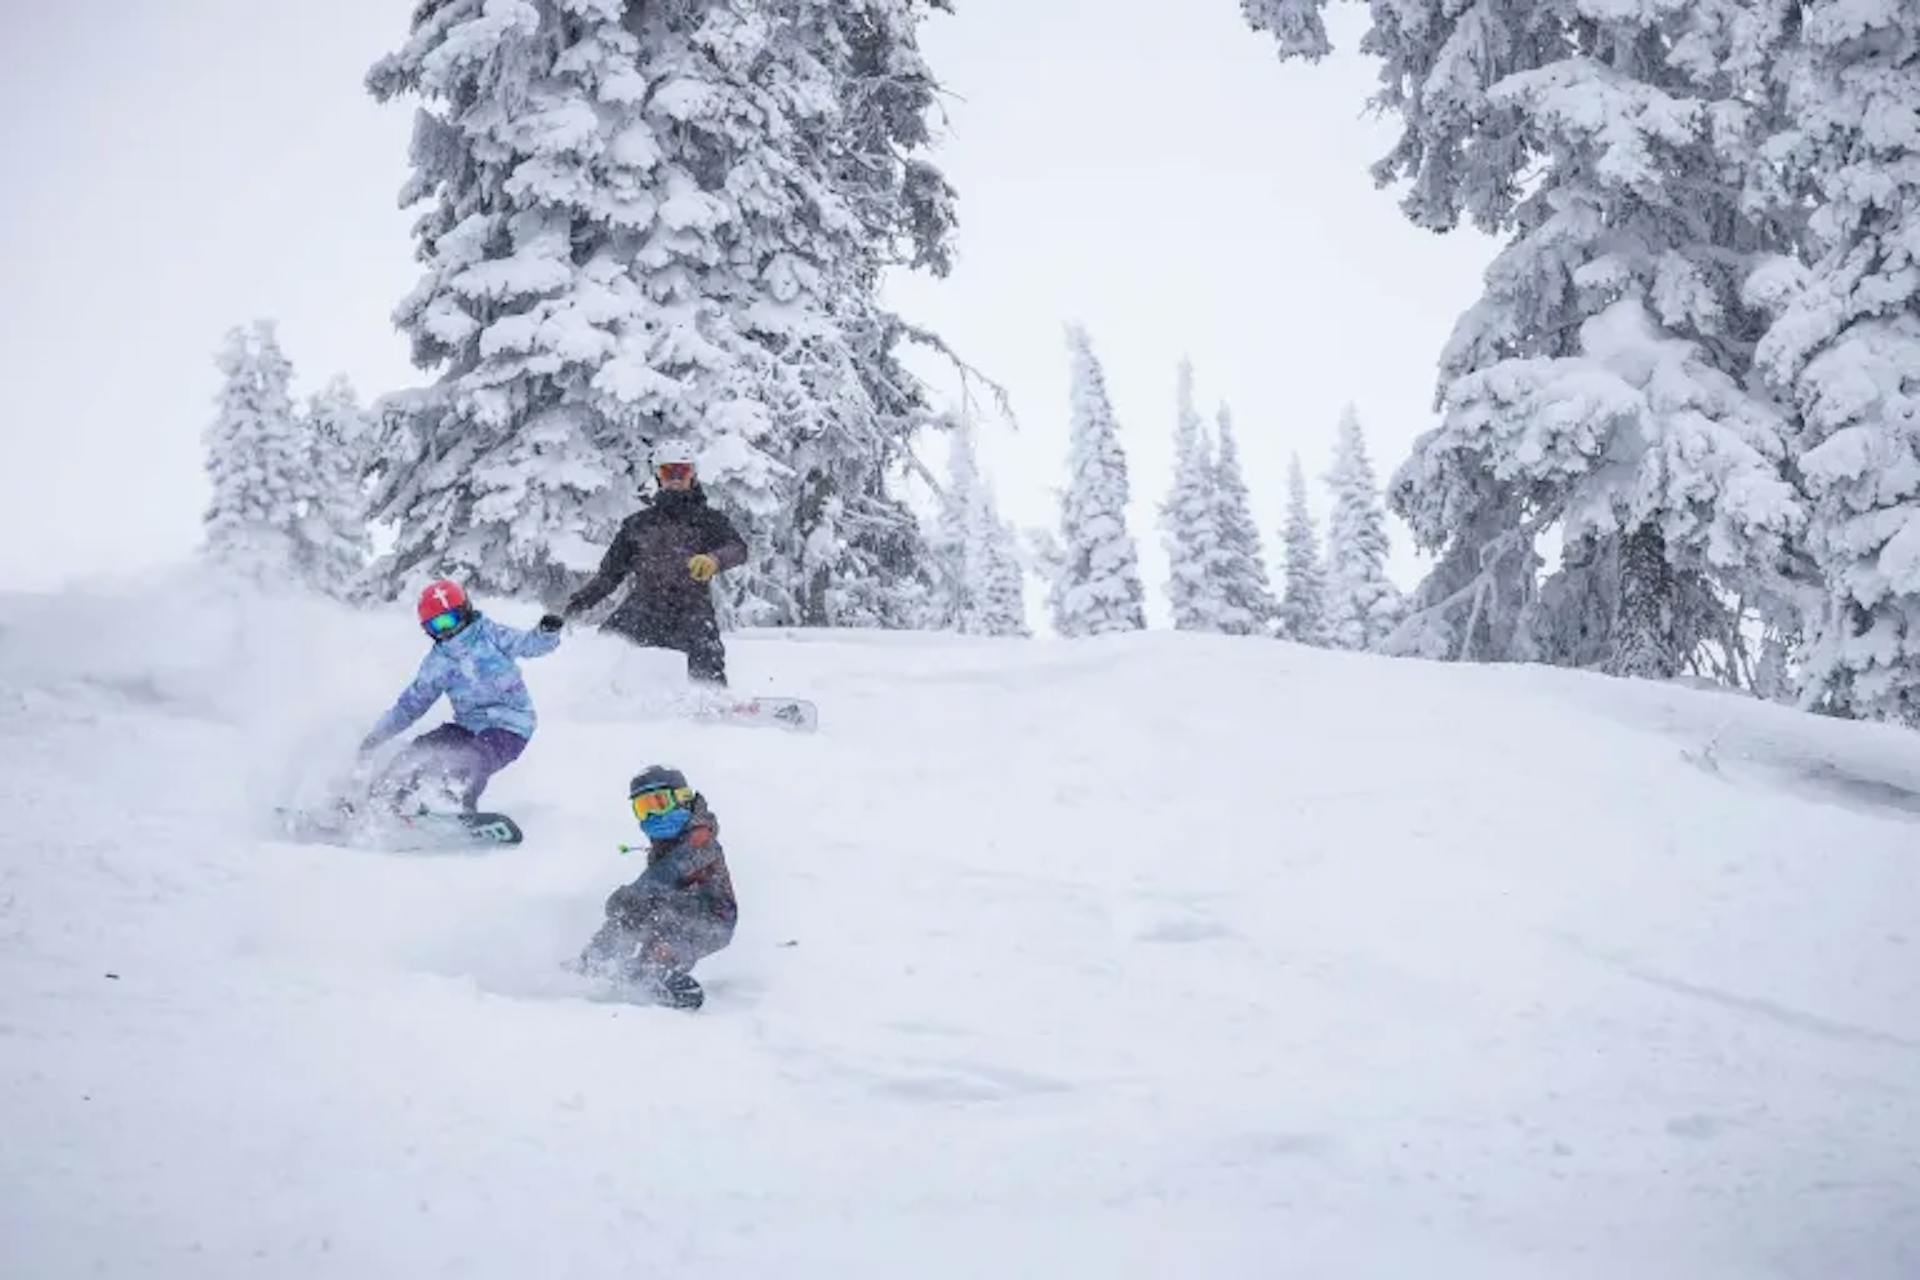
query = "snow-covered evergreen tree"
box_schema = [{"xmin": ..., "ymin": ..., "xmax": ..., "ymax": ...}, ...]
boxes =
[
  {"xmin": 1278, "ymin": 454, "xmax": 1329, "ymax": 646},
  {"xmin": 202, "ymin": 321, "xmax": 311, "ymax": 580},
  {"xmin": 1208, "ymin": 404, "xmax": 1276, "ymax": 636},
  {"xmin": 738, "ymin": 1, "xmax": 962, "ymax": 629},
  {"xmin": 367, "ymin": 0, "xmax": 959, "ymax": 618},
  {"xmin": 1160, "ymin": 360, "xmax": 1227, "ymax": 632},
  {"xmin": 1245, "ymin": 0, "xmax": 1807, "ymax": 679},
  {"xmin": 297, "ymin": 377, "xmax": 373, "ymax": 599},
  {"xmin": 932, "ymin": 419, "xmax": 1027, "ymax": 637},
  {"xmin": 974, "ymin": 510, "xmax": 1029, "ymax": 639},
  {"xmin": 1751, "ymin": 2, "xmax": 1920, "ymax": 722},
  {"xmin": 1241, "ymin": 0, "xmax": 1331, "ymax": 61},
  {"xmin": 1052, "ymin": 325, "xmax": 1147, "ymax": 637},
  {"xmin": 1413, "ymin": 301, "xmax": 1802, "ymax": 675},
  {"xmin": 365, "ymin": 1, "xmax": 650, "ymax": 601},
  {"xmin": 1321, "ymin": 407, "xmax": 1401, "ymax": 650}
]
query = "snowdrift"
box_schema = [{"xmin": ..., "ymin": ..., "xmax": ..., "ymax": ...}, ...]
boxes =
[{"xmin": 2, "ymin": 573, "xmax": 1916, "ymax": 1278}]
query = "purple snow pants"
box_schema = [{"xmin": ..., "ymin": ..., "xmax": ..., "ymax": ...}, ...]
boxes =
[{"xmin": 381, "ymin": 723, "xmax": 528, "ymax": 811}]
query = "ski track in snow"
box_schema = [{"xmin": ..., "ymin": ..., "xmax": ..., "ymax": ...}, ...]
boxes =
[{"xmin": 2, "ymin": 580, "xmax": 1918, "ymax": 1278}]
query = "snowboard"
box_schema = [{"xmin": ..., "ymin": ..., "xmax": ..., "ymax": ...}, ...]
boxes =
[
  {"xmin": 274, "ymin": 805, "xmax": 524, "ymax": 851},
  {"xmin": 691, "ymin": 695, "xmax": 818, "ymax": 734},
  {"xmin": 571, "ymin": 951, "xmax": 706, "ymax": 1011},
  {"xmin": 580, "ymin": 979, "xmax": 705, "ymax": 1012},
  {"xmin": 623, "ymin": 970, "xmax": 705, "ymax": 1011}
]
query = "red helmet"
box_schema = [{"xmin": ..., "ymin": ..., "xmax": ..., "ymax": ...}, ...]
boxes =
[
  {"xmin": 416, "ymin": 579, "xmax": 468, "ymax": 622},
  {"xmin": 416, "ymin": 579, "xmax": 473, "ymax": 639}
]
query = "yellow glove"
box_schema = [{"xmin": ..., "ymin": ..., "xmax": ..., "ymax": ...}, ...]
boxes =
[{"xmin": 687, "ymin": 553, "xmax": 720, "ymax": 583}]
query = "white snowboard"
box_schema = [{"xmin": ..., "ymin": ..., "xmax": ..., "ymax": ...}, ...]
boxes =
[
  {"xmin": 691, "ymin": 695, "xmax": 819, "ymax": 733},
  {"xmin": 273, "ymin": 805, "xmax": 524, "ymax": 851}
]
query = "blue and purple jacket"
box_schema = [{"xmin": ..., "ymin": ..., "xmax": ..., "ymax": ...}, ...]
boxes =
[{"xmin": 364, "ymin": 614, "xmax": 561, "ymax": 747}]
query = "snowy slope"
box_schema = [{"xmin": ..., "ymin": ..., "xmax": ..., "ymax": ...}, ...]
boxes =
[{"xmin": 3, "ymin": 575, "xmax": 1917, "ymax": 1279}]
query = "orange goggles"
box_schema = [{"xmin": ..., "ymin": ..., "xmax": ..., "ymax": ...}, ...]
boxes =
[{"xmin": 631, "ymin": 786, "xmax": 693, "ymax": 818}]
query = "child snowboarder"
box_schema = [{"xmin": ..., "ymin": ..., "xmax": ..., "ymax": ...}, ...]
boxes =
[
  {"xmin": 358, "ymin": 579, "xmax": 564, "ymax": 813},
  {"xmin": 579, "ymin": 765, "xmax": 738, "ymax": 1010}
]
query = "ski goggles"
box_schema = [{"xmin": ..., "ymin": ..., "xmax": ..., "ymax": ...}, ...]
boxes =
[
  {"xmin": 655, "ymin": 462, "xmax": 695, "ymax": 484},
  {"xmin": 423, "ymin": 609, "xmax": 466, "ymax": 637},
  {"xmin": 632, "ymin": 785, "xmax": 694, "ymax": 819}
]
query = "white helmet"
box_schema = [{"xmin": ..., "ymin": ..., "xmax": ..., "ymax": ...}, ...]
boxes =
[{"xmin": 650, "ymin": 439, "xmax": 697, "ymax": 470}]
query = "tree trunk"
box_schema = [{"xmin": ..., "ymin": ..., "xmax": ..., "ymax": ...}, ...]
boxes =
[
  {"xmin": 1609, "ymin": 521, "xmax": 1680, "ymax": 679},
  {"xmin": 798, "ymin": 470, "xmax": 832, "ymax": 628}
]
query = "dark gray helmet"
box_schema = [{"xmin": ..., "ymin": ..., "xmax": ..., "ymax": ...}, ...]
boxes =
[{"xmin": 629, "ymin": 765, "xmax": 689, "ymax": 798}]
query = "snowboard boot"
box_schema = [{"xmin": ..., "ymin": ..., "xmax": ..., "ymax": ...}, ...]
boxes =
[{"xmin": 654, "ymin": 968, "xmax": 705, "ymax": 1011}]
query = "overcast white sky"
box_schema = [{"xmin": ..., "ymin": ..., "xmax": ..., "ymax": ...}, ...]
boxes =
[{"xmin": 0, "ymin": 0, "xmax": 1494, "ymax": 597}]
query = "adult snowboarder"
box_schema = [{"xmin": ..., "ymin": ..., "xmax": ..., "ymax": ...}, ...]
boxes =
[
  {"xmin": 358, "ymin": 579, "xmax": 563, "ymax": 812},
  {"xmin": 579, "ymin": 765, "xmax": 738, "ymax": 1010},
  {"xmin": 563, "ymin": 442, "xmax": 748, "ymax": 686}
]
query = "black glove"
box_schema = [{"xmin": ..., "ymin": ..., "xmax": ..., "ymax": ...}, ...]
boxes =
[{"xmin": 538, "ymin": 614, "xmax": 564, "ymax": 633}]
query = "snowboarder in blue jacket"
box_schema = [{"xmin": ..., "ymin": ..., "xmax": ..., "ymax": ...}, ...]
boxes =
[{"xmin": 359, "ymin": 578, "xmax": 563, "ymax": 812}]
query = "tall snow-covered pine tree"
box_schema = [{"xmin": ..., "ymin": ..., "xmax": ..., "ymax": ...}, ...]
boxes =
[
  {"xmin": 1052, "ymin": 325, "xmax": 1147, "ymax": 636},
  {"xmin": 727, "ymin": 0, "xmax": 962, "ymax": 629},
  {"xmin": 365, "ymin": 1, "xmax": 654, "ymax": 601},
  {"xmin": 1160, "ymin": 360, "xmax": 1226, "ymax": 631},
  {"xmin": 1244, "ymin": 0, "xmax": 1806, "ymax": 680},
  {"xmin": 1278, "ymin": 453, "xmax": 1329, "ymax": 646},
  {"xmin": 367, "ymin": 0, "xmax": 961, "ymax": 620},
  {"xmin": 1210, "ymin": 405, "xmax": 1277, "ymax": 636},
  {"xmin": 297, "ymin": 376, "xmax": 374, "ymax": 599},
  {"xmin": 1322, "ymin": 406, "xmax": 1401, "ymax": 650},
  {"xmin": 1752, "ymin": 2, "xmax": 1920, "ymax": 722},
  {"xmin": 203, "ymin": 321, "xmax": 310, "ymax": 580},
  {"xmin": 934, "ymin": 418, "xmax": 1027, "ymax": 637}
]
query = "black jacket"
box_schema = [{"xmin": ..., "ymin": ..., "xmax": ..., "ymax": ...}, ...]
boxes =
[
  {"xmin": 564, "ymin": 486, "xmax": 747, "ymax": 633},
  {"xmin": 606, "ymin": 800, "xmax": 738, "ymax": 931}
]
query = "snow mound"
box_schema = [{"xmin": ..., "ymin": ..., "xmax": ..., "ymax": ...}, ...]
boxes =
[{"xmin": 2, "ymin": 580, "xmax": 1916, "ymax": 1278}]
